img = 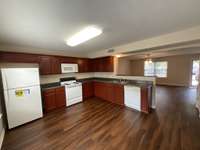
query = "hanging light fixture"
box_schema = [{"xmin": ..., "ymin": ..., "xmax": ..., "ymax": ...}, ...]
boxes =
[{"xmin": 145, "ymin": 54, "xmax": 152, "ymax": 64}]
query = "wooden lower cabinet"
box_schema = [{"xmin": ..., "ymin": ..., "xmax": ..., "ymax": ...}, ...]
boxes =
[
  {"xmin": 94, "ymin": 81, "xmax": 124, "ymax": 105},
  {"xmin": 105, "ymin": 83, "xmax": 114, "ymax": 102},
  {"xmin": 43, "ymin": 81, "xmax": 151, "ymax": 113},
  {"xmin": 43, "ymin": 87, "xmax": 66, "ymax": 112},
  {"xmin": 55, "ymin": 87, "xmax": 66, "ymax": 108},
  {"xmin": 82, "ymin": 82, "xmax": 94, "ymax": 100},
  {"xmin": 94, "ymin": 82, "xmax": 105, "ymax": 99},
  {"xmin": 141, "ymin": 86, "xmax": 152, "ymax": 113},
  {"xmin": 43, "ymin": 89, "xmax": 56, "ymax": 112},
  {"xmin": 113, "ymin": 84, "xmax": 124, "ymax": 105}
]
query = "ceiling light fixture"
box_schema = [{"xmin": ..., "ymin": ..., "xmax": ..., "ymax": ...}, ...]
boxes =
[
  {"xmin": 66, "ymin": 26, "xmax": 102, "ymax": 47},
  {"xmin": 116, "ymin": 54, "xmax": 121, "ymax": 58},
  {"xmin": 145, "ymin": 54, "xmax": 153, "ymax": 63}
]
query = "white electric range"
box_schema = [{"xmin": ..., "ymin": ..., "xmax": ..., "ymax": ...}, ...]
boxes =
[{"xmin": 60, "ymin": 78, "xmax": 83, "ymax": 106}]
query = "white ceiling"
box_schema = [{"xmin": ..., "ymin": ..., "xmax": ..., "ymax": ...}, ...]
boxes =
[
  {"xmin": 0, "ymin": 0, "xmax": 200, "ymax": 56},
  {"xmin": 124, "ymin": 47, "xmax": 200, "ymax": 60}
]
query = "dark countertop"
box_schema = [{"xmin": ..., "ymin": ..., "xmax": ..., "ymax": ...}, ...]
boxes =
[
  {"xmin": 41, "ymin": 82, "xmax": 64, "ymax": 91},
  {"xmin": 78, "ymin": 77, "xmax": 153, "ymax": 87},
  {"xmin": 41, "ymin": 77, "xmax": 153, "ymax": 91}
]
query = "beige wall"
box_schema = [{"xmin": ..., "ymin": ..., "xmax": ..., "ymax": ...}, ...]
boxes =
[
  {"xmin": 115, "ymin": 57, "xmax": 131, "ymax": 75},
  {"xmin": 130, "ymin": 54, "xmax": 200, "ymax": 86},
  {"xmin": 130, "ymin": 59, "xmax": 144, "ymax": 76}
]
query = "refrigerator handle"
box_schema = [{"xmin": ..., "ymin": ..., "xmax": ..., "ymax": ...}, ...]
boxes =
[
  {"xmin": 4, "ymin": 90, "xmax": 10, "ymax": 104},
  {"xmin": 1, "ymin": 70, "xmax": 9, "ymax": 90},
  {"xmin": 5, "ymin": 74, "xmax": 9, "ymax": 90}
]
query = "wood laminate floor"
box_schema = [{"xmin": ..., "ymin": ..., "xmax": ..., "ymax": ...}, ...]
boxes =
[{"xmin": 2, "ymin": 86, "xmax": 200, "ymax": 150}]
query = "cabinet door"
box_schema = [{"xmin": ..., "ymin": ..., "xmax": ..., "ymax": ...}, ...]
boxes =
[
  {"xmin": 141, "ymin": 86, "xmax": 152, "ymax": 113},
  {"xmin": 91, "ymin": 56, "xmax": 114, "ymax": 72},
  {"xmin": 92, "ymin": 59, "xmax": 98, "ymax": 72},
  {"xmin": 78, "ymin": 59, "xmax": 90, "ymax": 72},
  {"xmin": 113, "ymin": 84, "xmax": 124, "ymax": 105},
  {"xmin": 88, "ymin": 59, "xmax": 93, "ymax": 72},
  {"xmin": 51, "ymin": 57, "xmax": 61, "ymax": 74},
  {"xmin": 99, "ymin": 82, "xmax": 107, "ymax": 100},
  {"xmin": 55, "ymin": 87, "xmax": 66, "ymax": 108},
  {"xmin": 39, "ymin": 56, "xmax": 52, "ymax": 75},
  {"xmin": 94, "ymin": 82, "xmax": 105, "ymax": 99},
  {"xmin": 39, "ymin": 56, "xmax": 61, "ymax": 75},
  {"xmin": 94, "ymin": 81, "xmax": 101, "ymax": 97},
  {"xmin": 94, "ymin": 82, "xmax": 113, "ymax": 100},
  {"xmin": 82, "ymin": 82, "xmax": 94, "ymax": 100},
  {"xmin": 104, "ymin": 83, "xmax": 114, "ymax": 102},
  {"xmin": 43, "ymin": 89, "xmax": 56, "ymax": 112},
  {"xmin": 0, "ymin": 52, "xmax": 38, "ymax": 63},
  {"xmin": 104, "ymin": 57, "xmax": 114, "ymax": 72},
  {"xmin": 98, "ymin": 58, "xmax": 104, "ymax": 72}
]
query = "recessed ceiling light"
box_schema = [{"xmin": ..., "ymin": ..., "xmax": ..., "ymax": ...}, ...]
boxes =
[{"xmin": 66, "ymin": 26, "xmax": 102, "ymax": 47}]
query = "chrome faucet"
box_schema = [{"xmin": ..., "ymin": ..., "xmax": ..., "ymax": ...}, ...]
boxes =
[{"xmin": 119, "ymin": 78, "xmax": 127, "ymax": 83}]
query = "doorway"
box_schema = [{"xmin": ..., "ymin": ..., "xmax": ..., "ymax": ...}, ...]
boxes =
[{"xmin": 191, "ymin": 60, "xmax": 200, "ymax": 86}]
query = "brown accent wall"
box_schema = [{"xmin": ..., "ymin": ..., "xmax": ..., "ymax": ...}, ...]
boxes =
[
  {"xmin": 130, "ymin": 59, "xmax": 144, "ymax": 76},
  {"xmin": 116, "ymin": 57, "xmax": 131, "ymax": 75},
  {"xmin": 130, "ymin": 54, "xmax": 200, "ymax": 86}
]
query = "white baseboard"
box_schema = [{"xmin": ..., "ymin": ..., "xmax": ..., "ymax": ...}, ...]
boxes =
[{"xmin": 0, "ymin": 128, "xmax": 5, "ymax": 149}]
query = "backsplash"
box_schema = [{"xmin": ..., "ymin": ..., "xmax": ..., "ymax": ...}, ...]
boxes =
[
  {"xmin": 40, "ymin": 72, "xmax": 94, "ymax": 84},
  {"xmin": 40, "ymin": 72, "xmax": 115, "ymax": 84},
  {"xmin": 0, "ymin": 62, "xmax": 155, "ymax": 84}
]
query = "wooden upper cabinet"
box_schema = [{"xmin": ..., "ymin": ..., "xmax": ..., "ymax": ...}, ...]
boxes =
[
  {"xmin": 39, "ymin": 56, "xmax": 52, "ymax": 75},
  {"xmin": 39, "ymin": 56, "xmax": 61, "ymax": 75},
  {"xmin": 0, "ymin": 51, "xmax": 38, "ymax": 63},
  {"xmin": 77, "ymin": 58, "xmax": 92, "ymax": 73},
  {"xmin": 104, "ymin": 56, "xmax": 114, "ymax": 72},
  {"xmin": 51, "ymin": 57, "xmax": 61, "ymax": 74},
  {"xmin": 0, "ymin": 51, "xmax": 114, "ymax": 74},
  {"xmin": 92, "ymin": 56, "xmax": 114, "ymax": 72},
  {"xmin": 91, "ymin": 58, "xmax": 98, "ymax": 72},
  {"xmin": 59, "ymin": 56, "xmax": 78, "ymax": 64}
]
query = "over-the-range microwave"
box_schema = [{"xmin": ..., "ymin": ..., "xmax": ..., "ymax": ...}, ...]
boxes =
[{"xmin": 61, "ymin": 63, "xmax": 78, "ymax": 73}]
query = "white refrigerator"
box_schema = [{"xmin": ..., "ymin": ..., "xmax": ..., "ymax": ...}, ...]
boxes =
[{"xmin": 1, "ymin": 68, "xmax": 43, "ymax": 129}]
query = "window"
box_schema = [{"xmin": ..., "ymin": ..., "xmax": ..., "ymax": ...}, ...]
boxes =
[
  {"xmin": 192, "ymin": 60, "xmax": 200, "ymax": 86},
  {"xmin": 144, "ymin": 61, "xmax": 168, "ymax": 77},
  {"xmin": 144, "ymin": 61, "xmax": 155, "ymax": 76},
  {"xmin": 155, "ymin": 61, "xmax": 168, "ymax": 77}
]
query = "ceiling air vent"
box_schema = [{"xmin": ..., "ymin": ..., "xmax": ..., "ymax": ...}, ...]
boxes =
[{"xmin": 107, "ymin": 49, "xmax": 115, "ymax": 53}]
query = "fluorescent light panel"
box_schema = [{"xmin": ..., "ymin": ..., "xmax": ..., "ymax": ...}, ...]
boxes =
[{"xmin": 66, "ymin": 26, "xmax": 102, "ymax": 47}]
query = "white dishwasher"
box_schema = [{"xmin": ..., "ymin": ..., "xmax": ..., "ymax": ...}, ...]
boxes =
[{"xmin": 124, "ymin": 85, "xmax": 141, "ymax": 111}]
